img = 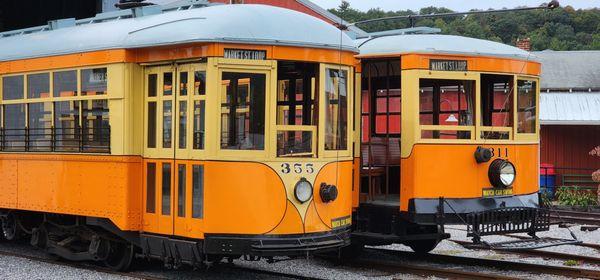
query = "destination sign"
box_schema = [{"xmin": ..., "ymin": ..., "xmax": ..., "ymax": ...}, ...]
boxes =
[
  {"xmin": 429, "ymin": 59, "xmax": 468, "ymax": 71},
  {"xmin": 224, "ymin": 49, "xmax": 267, "ymax": 60}
]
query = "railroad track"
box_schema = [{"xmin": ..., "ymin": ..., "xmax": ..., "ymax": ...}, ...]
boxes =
[
  {"xmin": 368, "ymin": 248, "xmax": 600, "ymax": 279},
  {"xmin": 0, "ymin": 246, "xmax": 316, "ymax": 280},
  {"xmin": 551, "ymin": 209, "xmax": 600, "ymax": 226},
  {"xmin": 451, "ymin": 239, "xmax": 600, "ymax": 265}
]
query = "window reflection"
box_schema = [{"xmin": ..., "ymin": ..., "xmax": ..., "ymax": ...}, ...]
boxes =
[
  {"xmin": 54, "ymin": 71, "xmax": 77, "ymax": 97},
  {"xmin": 81, "ymin": 68, "xmax": 107, "ymax": 96},
  {"xmin": 220, "ymin": 72, "xmax": 266, "ymax": 150},
  {"xmin": 324, "ymin": 68, "xmax": 348, "ymax": 150},
  {"xmin": 82, "ymin": 100, "xmax": 110, "ymax": 152},
  {"xmin": 193, "ymin": 100, "xmax": 205, "ymax": 150},
  {"xmin": 3, "ymin": 76, "xmax": 24, "ymax": 100},
  {"xmin": 28, "ymin": 102, "xmax": 52, "ymax": 151},
  {"xmin": 28, "ymin": 73, "xmax": 50, "ymax": 98},
  {"xmin": 3, "ymin": 104, "xmax": 26, "ymax": 150},
  {"xmin": 517, "ymin": 80, "xmax": 537, "ymax": 133},
  {"xmin": 54, "ymin": 101, "xmax": 80, "ymax": 151}
]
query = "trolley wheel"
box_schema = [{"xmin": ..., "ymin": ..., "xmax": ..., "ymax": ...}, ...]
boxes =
[
  {"xmin": 406, "ymin": 239, "xmax": 439, "ymax": 254},
  {"xmin": 103, "ymin": 241, "xmax": 134, "ymax": 271},
  {"xmin": 2, "ymin": 213, "xmax": 21, "ymax": 241}
]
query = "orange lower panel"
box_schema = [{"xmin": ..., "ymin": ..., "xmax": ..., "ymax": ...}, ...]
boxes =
[
  {"xmin": 400, "ymin": 144, "xmax": 539, "ymax": 211},
  {"xmin": 0, "ymin": 154, "xmax": 142, "ymax": 230}
]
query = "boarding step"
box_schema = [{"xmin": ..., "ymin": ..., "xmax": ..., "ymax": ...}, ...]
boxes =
[{"xmin": 465, "ymin": 237, "xmax": 582, "ymax": 250}]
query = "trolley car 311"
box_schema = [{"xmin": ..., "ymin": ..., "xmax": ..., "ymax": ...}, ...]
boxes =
[
  {"xmin": 0, "ymin": 4, "xmax": 357, "ymax": 270},
  {"xmin": 351, "ymin": 33, "xmax": 578, "ymax": 252}
]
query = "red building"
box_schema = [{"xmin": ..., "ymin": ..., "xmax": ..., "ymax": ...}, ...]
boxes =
[{"xmin": 535, "ymin": 50, "xmax": 600, "ymax": 186}]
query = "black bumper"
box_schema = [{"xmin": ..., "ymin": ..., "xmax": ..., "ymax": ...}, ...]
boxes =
[
  {"xmin": 406, "ymin": 192, "xmax": 541, "ymax": 224},
  {"xmin": 204, "ymin": 227, "xmax": 351, "ymax": 256}
]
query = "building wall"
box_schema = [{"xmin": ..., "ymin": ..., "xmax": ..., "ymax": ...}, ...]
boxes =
[
  {"xmin": 540, "ymin": 125, "xmax": 600, "ymax": 170},
  {"xmin": 209, "ymin": 0, "xmax": 335, "ymax": 24}
]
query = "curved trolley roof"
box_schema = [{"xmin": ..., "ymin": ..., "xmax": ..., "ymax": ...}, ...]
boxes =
[
  {"xmin": 0, "ymin": 4, "xmax": 357, "ymax": 62},
  {"xmin": 357, "ymin": 34, "xmax": 537, "ymax": 61}
]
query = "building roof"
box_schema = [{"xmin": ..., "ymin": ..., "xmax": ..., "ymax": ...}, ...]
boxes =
[
  {"xmin": 357, "ymin": 34, "xmax": 537, "ymax": 61},
  {"xmin": 534, "ymin": 50, "xmax": 600, "ymax": 90},
  {"xmin": 0, "ymin": 4, "xmax": 357, "ymax": 62},
  {"xmin": 540, "ymin": 92, "xmax": 600, "ymax": 125}
]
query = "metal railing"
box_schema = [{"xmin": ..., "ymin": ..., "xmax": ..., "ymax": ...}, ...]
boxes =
[{"xmin": 0, "ymin": 126, "xmax": 110, "ymax": 154}]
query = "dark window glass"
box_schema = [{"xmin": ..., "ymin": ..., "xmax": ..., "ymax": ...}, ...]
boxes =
[
  {"xmin": 28, "ymin": 102, "xmax": 52, "ymax": 151},
  {"xmin": 517, "ymin": 80, "xmax": 537, "ymax": 133},
  {"xmin": 3, "ymin": 104, "xmax": 26, "ymax": 150},
  {"xmin": 220, "ymin": 72, "xmax": 266, "ymax": 150},
  {"xmin": 81, "ymin": 68, "xmax": 107, "ymax": 96},
  {"xmin": 177, "ymin": 164, "xmax": 186, "ymax": 217},
  {"xmin": 148, "ymin": 74, "xmax": 157, "ymax": 97},
  {"xmin": 325, "ymin": 69, "xmax": 348, "ymax": 150},
  {"xmin": 146, "ymin": 163, "xmax": 156, "ymax": 213},
  {"xmin": 163, "ymin": 72, "xmax": 173, "ymax": 96},
  {"xmin": 54, "ymin": 70, "xmax": 77, "ymax": 97},
  {"xmin": 194, "ymin": 71, "xmax": 206, "ymax": 95},
  {"xmin": 163, "ymin": 100, "xmax": 172, "ymax": 148},
  {"xmin": 179, "ymin": 101, "xmax": 187, "ymax": 149},
  {"xmin": 192, "ymin": 165, "xmax": 204, "ymax": 219},
  {"xmin": 193, "ymin": 100, "xmax": 205, "ymax": 150},
  {"xmin": 3, "ymin": 76, "xmax": 24, "ymax": 100},
  {"xmin": 28, "ymin": 73, "xmax": 50, "ymax": 98},
  {"xmin": 82, "ymin": 100, "xmax": 110, "ymax": 152},
  {"xmin": 481, "ymin": 74, "xmax": 513, "ymax": 127},
  {"xmin": 162, "ymin": 163, "xmax": 171, "ymax": 215},
  {"xmin": 54, "ymin": 101, "xmax": 80, "ymax": 152},
  {"xmin": 180, "ymin": 72, "xmax": 188, "ymax": 96},
  {"xmin": 147, "ymin": 102, "xmax": 157, "ymax": 148}
]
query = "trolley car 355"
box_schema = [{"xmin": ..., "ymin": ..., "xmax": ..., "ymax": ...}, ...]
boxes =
[{"xmin": 0, "ymin": 4, "xmax": 357, "ymax": 270}]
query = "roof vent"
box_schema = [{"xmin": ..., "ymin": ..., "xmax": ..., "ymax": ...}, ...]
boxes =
[
  {"xmin": 132, "ymin": 5, "xmax": 162, "ymax": 17},
  {"xmin": 48, "ymin": 18, "xmax": 76, "ymax": 30},
  {"xmin": 116, "ymin": 0, "xmax": 155, "ymax": 9}
]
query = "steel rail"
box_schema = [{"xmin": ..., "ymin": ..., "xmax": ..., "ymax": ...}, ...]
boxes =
[
  {"xmin": 451, "ymin": 239, "xmax": 600, "ymax": 265},
  {"xmin": 504, "ymin": 234, "xmax": 600, "ymax": 251},
  {"xmin": 368, "ymin": 248, "xmax": 600, "ymax": 279},
  {"xmin": 551, "ymin": 209, "xmax": 600, "ymax": 226}
]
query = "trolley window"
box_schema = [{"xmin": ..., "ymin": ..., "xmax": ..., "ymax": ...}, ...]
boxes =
[
  {"xmin": 517, "ymin": 80, "xmax": 537, "ymax": 134},
  {"xmin": 161, "ymin": 163, "xmax": 171, "ymax": 215},
  {"xmin": 276, "ymin": 61, "xmax": 318, "ymax": 157},
  {"xmin": 324, "ymin": 68, "xmax": 348, "ymax": 151},
  {"xmin": 480, "ymin": 74, "xmax": 513, "ymax": 139},
  {"xmin": 82, "ymin": 100, "xmax": 110, "ymax": 152},
  {"xmin": 2, "ymin": 76, "xmax": 24, "ymax": 100},
  {"xmin": 54, "ymin": 101, "xmax": 80, "ymax": 151},
  {"xmin": 3, "ymin": 104, "xmax": 26, "ymax": 150},
  {"xmin": 28, "ymin": 102, "xmax": 52, "ymax": 151},
  {"xmin": 220, "ymin": 72, "xmax": 266, "ymax": 150},
  {"xmin": 192, "ymin": 165, "xmax": 204, "ymax": 219},
  {"xmin": 81, "ymin": 68, "xmax": 107, "ymax": 96},
  {"xmin": 146, "ymin": 163, "xmax": 156, "ymax": 213},
  {"xmin": 419, "ymin": 79, "xmax": 475, "ymax": 139},
  {"xmin": 53, "ymin": 70, "xmax": 77, "ymax": 97},
  {"xmin": 193, "ymin": 100, "xmax": 205, "ymax": 150},
  {"xmin": 177, "ymin": 164, "xmax": 186, "ymax": 217},
  {"xmin": 27, "ymin": 73, "xmax": 50, "ymax": 99}
]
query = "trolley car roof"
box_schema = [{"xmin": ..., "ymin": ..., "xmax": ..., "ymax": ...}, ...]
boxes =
[
  {"xmin": 0, "ymin": 4, "xmax": 357, "ymax": 62},
  {"xmin": 357, "ymin": 34, "xmax": 537, "ymax": 61}
]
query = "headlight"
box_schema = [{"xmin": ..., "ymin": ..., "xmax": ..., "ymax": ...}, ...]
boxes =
[
  {"xmin": 294, "ymin": 178, "xmax": 313, "ymax": 203},
  {"xmin": 488, "ymin": 159, "xmax": 516, "ymax": 188}
]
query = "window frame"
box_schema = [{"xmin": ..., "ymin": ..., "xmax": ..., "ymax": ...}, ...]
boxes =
[
  {"xmin": 216, "ymin": 60, "xmax": 273, "ymax": 160},
  {"xmin": 416, "ymin": 71, "xmax": 478, "ymax": 143},
  {"xmin": 0, "ymin": 65, "xmax": 111, "ymax": 153},
  {"xmin": 514, "ymin": 76, "xmax": 540, "ymax": 141},
  {"xmin": 319, "ymin": 63, "xmax": 353, "ymax": 158}
]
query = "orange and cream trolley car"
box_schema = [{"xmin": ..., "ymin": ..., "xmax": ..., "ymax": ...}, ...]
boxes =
[
  {"xmin": 350, "ymin": 33, "xmax": 574, "ymax": 253},
  {"xmin": 0, "ymin": 3, "xmax": 357, "ymax": 270}
]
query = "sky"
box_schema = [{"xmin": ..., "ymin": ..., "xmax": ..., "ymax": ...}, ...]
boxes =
[{"xmin": 309, "ymin": 0, "xmax": 600, "ymax": 11}]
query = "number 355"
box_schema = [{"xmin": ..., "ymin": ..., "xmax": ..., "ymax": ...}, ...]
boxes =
[{"xmin": 281, "ymin": 163, "xmax": 314, "ymax": 174}]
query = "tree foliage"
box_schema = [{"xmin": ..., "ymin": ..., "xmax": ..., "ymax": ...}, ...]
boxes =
[{"xmin": 330, "ymin": 1, "xmax": 600, "ymax": 51}]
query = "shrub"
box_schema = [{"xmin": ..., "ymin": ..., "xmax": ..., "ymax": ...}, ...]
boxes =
[{"xmin": 555, "ymin": 186, "xmax": 598, "ymax": 207}]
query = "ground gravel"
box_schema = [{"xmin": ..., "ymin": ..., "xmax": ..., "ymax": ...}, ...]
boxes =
[{"xmin": 0, "ymin": 224, "xmax": 598, "ymax": 279}]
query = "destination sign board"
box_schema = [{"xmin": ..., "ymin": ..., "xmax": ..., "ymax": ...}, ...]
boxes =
[
  {"xmin": 224, "ymin": 49, "xmax": 267, "ymax": 60},
  {"xmin": 429, "ymin": 59, "xmax": 468, "ymax": 71}
]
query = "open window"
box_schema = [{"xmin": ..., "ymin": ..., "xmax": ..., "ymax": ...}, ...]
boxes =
[
  {"xmin": 419, "ymin": 79, "xmax": 475, "ymax": 140},
  {"xmin": 276, "ymin": 61, "xmax": 318, "ymax": 157}
]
